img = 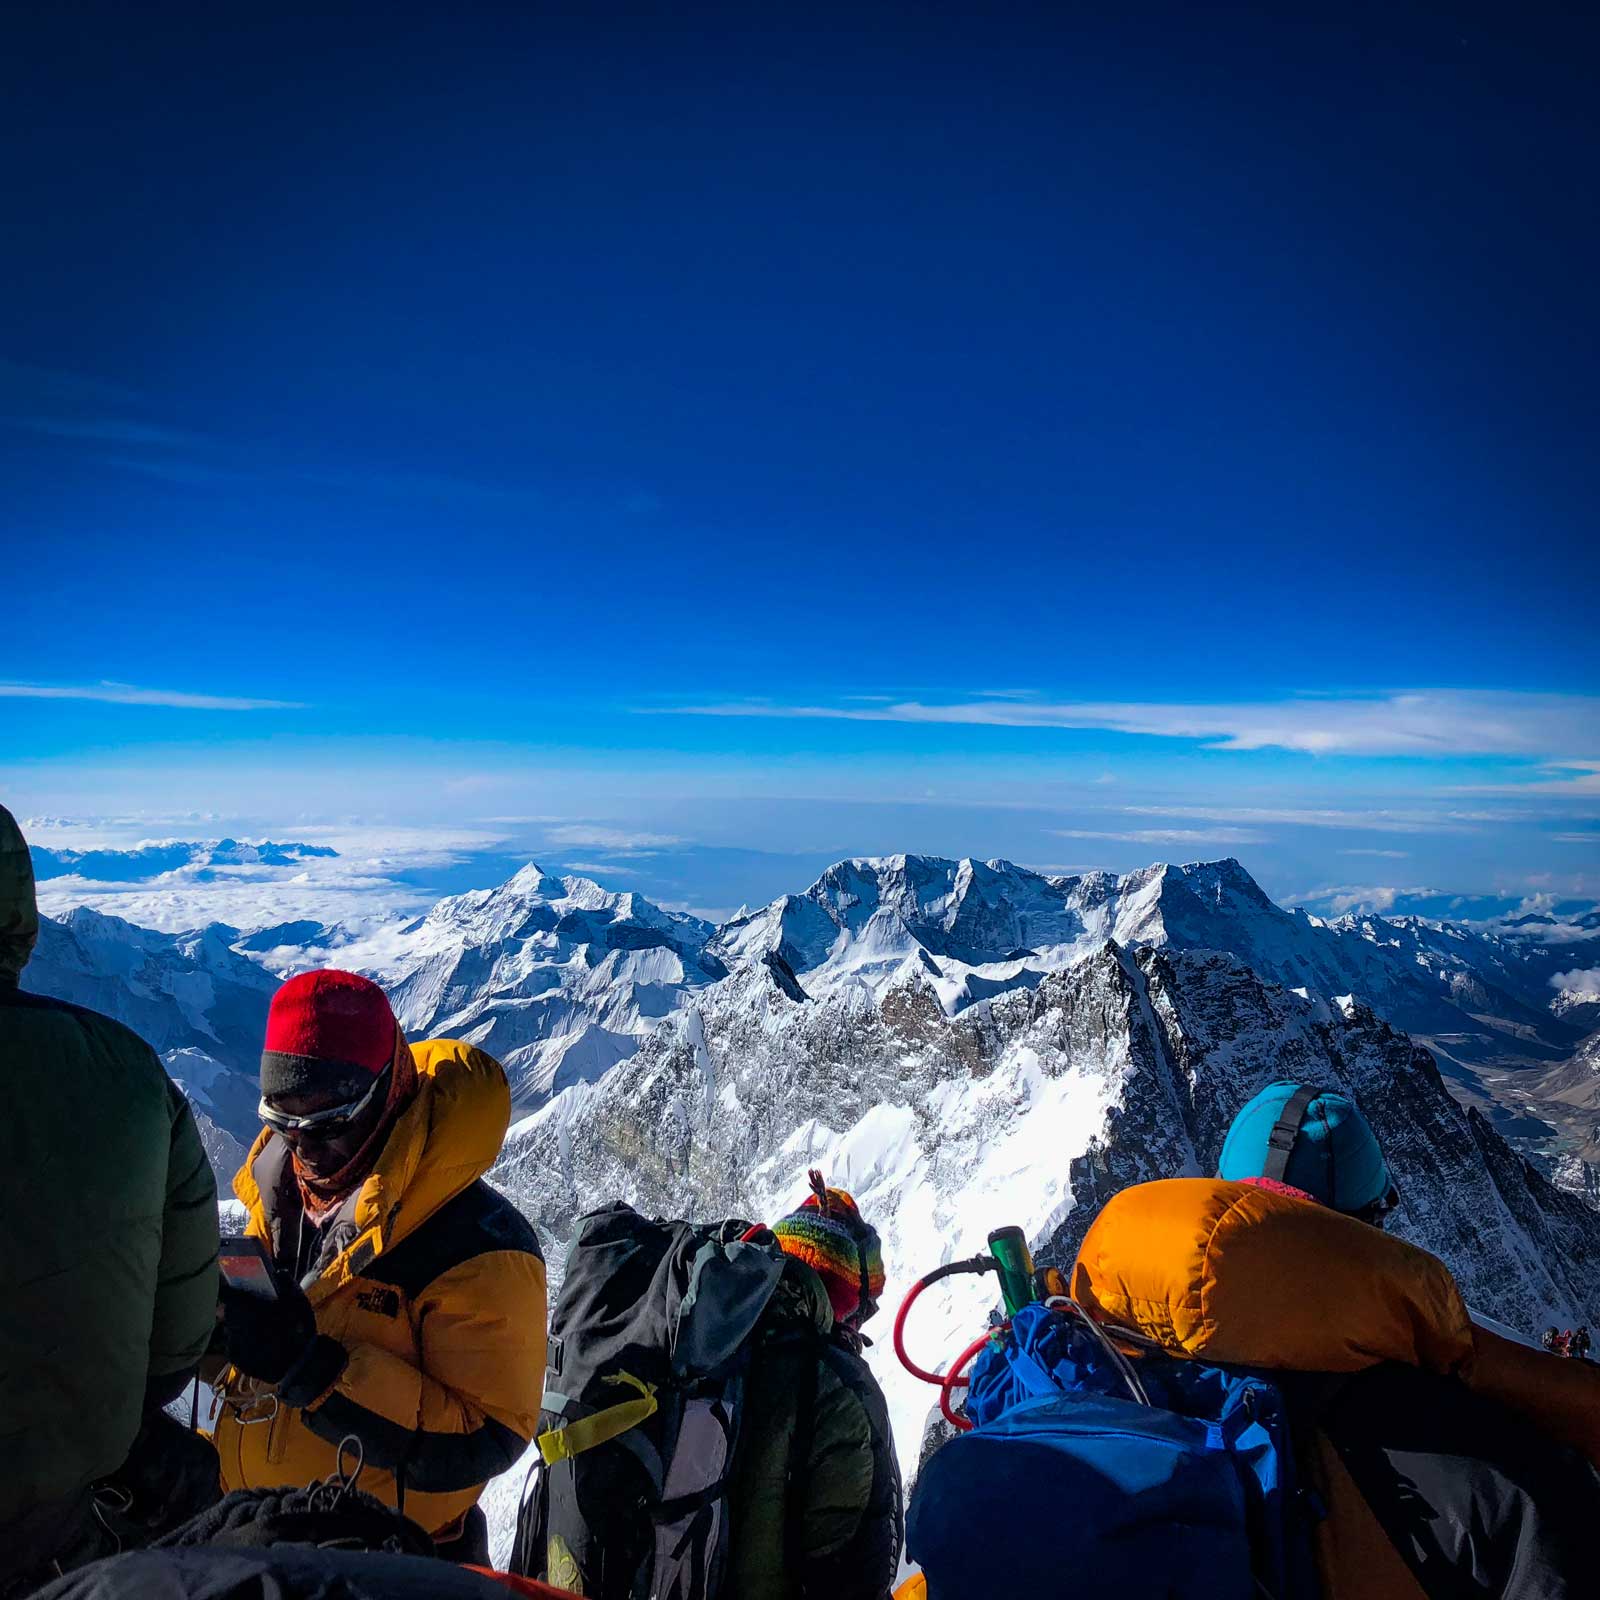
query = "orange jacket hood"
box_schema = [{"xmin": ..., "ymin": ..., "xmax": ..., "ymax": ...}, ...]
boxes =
[{"xmin": 1071, "ymin": 1177, "xmax": 1475, "ymax": 1376}]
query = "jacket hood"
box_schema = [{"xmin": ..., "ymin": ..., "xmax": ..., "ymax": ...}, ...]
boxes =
[
  {"xmin": 0, "ymin": 805, "xmax": 38, "ymax": 987},
  {"xmin": 1070, "ymin": 1176, "xmax": 1473, "ymax": 1378},
  {"xmin": 235, "ymin": 1036, "xmax": 512, "ymax": 1284},
  {"xmin": 766, "ymin": 1252, "xmax": 836, "ymax": 1338}
]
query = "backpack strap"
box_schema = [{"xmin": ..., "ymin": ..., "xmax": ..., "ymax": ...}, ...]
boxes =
[
  {"xmin": 1261, "ymin": 1084, "xmax": 1322, "ymax": 1184},
  {"xmin": 782, "ymin": 1331, "xmax": 821, "ymax": 1585},
  {"xmin": 538, "ymin": 1372, "xmax": 660, "ymax": 1466}
]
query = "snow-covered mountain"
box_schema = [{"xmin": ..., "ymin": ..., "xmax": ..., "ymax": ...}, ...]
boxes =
[
  {"xmin": 21, "ymin": 852, "xmax": 1593, "ymax": 1155},
  {"xmin": 711, "ymin": 855, "xmax": 1580, "ymax": 1067},
  {"xmin": 271, "ymin": 865, "xmax": 726, "ymax": 1105},
  {"xmin": 491, "ymin": 929, "xmax": 1600, "ymax": 1485}
]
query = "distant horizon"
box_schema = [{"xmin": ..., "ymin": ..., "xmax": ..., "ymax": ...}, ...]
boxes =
[
  {"xmin": 6, "ymin": 7, "xmax": 1595, "ymax": 931},
  {"xmin": 18, "ymin": 811, "xmax": 1597, "ymax": 936}
]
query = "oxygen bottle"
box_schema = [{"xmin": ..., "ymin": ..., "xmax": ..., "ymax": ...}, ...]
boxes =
[{"xmin": 986, "ymin": 1226, "xmax": 1036, "ymax": 1315}]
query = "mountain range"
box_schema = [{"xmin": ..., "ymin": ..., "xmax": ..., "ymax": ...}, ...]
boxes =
[
  {"xmin": 21, "ymin": 849, "xmax": 1600, "ymax": 1563},
  {"xmin": 23, "ymin": 852, "xmax": 1595, "ymax": 1172}
]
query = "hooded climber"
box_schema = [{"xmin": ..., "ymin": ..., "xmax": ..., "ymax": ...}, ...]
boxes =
[
  {"xmin": 1071, "ymin": 1080, "xmax": 1600, "ymax": 1599},
  {"xmin": 0, "ymin": 806, "xmax": 221, "ymax": 1592},
  {"xmin": 211, "ymin": 969, "xmax": 547, "ymax": 1562},
  {"xmin": 723, "ymin": 1172, "xmax": 902, "ymax": 1600}
]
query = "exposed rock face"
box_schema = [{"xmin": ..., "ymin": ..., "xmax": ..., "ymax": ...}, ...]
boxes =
[{"xmin": 492, "ymin": 935, "xmax": 1600, "ymax": 1474}]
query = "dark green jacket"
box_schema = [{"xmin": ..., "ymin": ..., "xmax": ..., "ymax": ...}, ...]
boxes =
[
  {"xmin": 726, "ymin": 1258, "xmax": 902, "ymax": 1600},
  {"xmin": 0, "ymin": 806, "xmax": 220, "ymax": 1535}
]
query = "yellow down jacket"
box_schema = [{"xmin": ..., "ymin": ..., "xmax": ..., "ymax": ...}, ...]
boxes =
[{"xmin": 213, "ymin": 1039, "xmax": 547, "ymax": 1536}]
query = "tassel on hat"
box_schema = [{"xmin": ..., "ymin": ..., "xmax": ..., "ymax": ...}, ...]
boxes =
[{"xmin": 772, "ymin": 1169, "xmax": 886, "ymax": 1330}]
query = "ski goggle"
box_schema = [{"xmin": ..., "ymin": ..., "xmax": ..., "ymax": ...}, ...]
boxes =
[{"xmin": 258, "ymin": 1065, "xmax": 391, "ymax": 1138}]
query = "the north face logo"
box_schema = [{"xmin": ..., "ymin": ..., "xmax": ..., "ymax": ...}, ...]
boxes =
[{"xmin": 356, "ymin": 1287, "xmax": 401, "ymax": 1318}]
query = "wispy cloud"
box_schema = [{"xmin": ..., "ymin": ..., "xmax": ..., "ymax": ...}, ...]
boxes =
[
  {"xmin": 1, "ymin": 359, "xmax": 564, "ymax": 509},
  {"xmin": 1339, "ymin": 848, "xmax": 1411, "ymax": 858},
  {"xmin": 1457, "ymin": 762, "xmax": 1600, "ymax": 797},
  {"xmin": 1295, "ymin": 883, "xmax": 1439, "ymax": 916},
  {"xmin": 17, "ymin": 417, "xmax": 207, "ymax": 449},
  {"xmin": 543, "ymin": 824, "xmax": 683, "ymax": 851},
  {"xmin": 1050, "ymin": 826, "xmax": 1267, "ymax": 845},
  {"xmin": 0, "ymin": 681, "xmax": 300, "ymax": 711},
  {"xmin": 1116, "ymin": 804, "xmax": 1513, "ymax": 833},
  {"xmin": 655, "ymin": 690, "xmax": 1600, "ymax": 760}
]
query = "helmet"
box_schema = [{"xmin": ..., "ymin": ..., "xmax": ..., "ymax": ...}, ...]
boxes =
[{"xmin": 1219, "ymin": 1081, "xmax": 1394, "ymax": 1216}]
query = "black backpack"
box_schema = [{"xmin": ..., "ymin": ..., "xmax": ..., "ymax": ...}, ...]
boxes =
[{"xmin": 511, "ymin": 1203, "xmax": 817, "ymax": 1600}]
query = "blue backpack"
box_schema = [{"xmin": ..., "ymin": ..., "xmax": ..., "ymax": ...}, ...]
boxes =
[{"xmin": 906, "ymin": 1302, "xmax": 1320, "ymax": 1599}]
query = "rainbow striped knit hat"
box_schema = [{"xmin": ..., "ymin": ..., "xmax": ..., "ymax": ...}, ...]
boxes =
[{"xmin": 771, "ymin": 1170, "xmax": 886, "ymax": 1330}]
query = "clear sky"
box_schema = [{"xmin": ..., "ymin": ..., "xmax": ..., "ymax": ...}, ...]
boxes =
[{"xmin": 4, "ymin": 3, "xmax": 1597, "ymax": 919}]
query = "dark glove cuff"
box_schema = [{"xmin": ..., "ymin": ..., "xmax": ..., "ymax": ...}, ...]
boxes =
[{"xmin": 277, "ymin": 1334, "xmax": 349, "ymax": 1408}]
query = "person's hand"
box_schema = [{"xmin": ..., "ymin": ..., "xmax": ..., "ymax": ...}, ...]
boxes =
[{"xmin": 219, "ymin": 1277, "xmax": 318, "ymax": 1384}]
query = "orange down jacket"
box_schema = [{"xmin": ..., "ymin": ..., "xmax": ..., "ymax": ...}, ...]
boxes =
[
  {"xmin": 1072, "ymin": 1178, "xmax": 1600, "ymax": 1599},
  {"xmin": 212, "ymin": 1039, "xmax": 547, "ymax": 1536}
]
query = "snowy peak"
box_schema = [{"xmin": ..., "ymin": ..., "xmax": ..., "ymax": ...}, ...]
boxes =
[
  {"xmin": 314, "ymin": 863, "xmax": 723, "ymax": 1108},
  {"xmin": 420, "ymin": 861, "xmax": 713, "ymax": 956}
]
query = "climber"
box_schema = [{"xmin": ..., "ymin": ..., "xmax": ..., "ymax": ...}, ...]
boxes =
[
  {"xmin": 211, "ymin": 969, "xmax": 548, "ymax": 1563},
  {"xmin": 1544, "ymin": 1326, "xmax": 1561, "ymax": 1352},
  {"xmin": 0, "ymin": 805, "xmax": 221, "ymax": 1594},
  {"xmin": 1071, "ymin": 1080, "xmax": 1600, "ymax": 1598},
  {"xmin": 734, "ymin": 1174, "xmax": 903, "ymax": 1599},
  {"xmin": 521, "ymin": 1170, "xmax": 901, "ymax": 1600},
  {"xmin": 1571, "ymin": 1327, "xmax": 1591, "ymax": 1360}
]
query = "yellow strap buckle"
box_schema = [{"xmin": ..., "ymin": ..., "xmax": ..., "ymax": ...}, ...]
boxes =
[{"xmin": 538, "ymin": 1371, "xmax": 658, "ymax": 1466}]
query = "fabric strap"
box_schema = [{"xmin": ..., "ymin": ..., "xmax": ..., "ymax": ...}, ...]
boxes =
[
  {"xmin": 1261, "ymin": 1084, "xmax": 1322, "ymax": 1183},
  {"xmin": 537, "ymin": 1372, "xmax": 659, "ymax": 1466},
  {"xmin": 782, "ymin": 1331, "xmax": 820, "ymax": 1582}
]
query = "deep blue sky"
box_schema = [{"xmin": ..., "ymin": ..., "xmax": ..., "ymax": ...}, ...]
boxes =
[{"xmin": 4, "ymin": 3, "xmax": 1597, "ymax": 914}]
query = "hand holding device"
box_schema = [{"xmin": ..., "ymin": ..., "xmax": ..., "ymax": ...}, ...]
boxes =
[{"xmin": 218, "ymin": 1235, "xmax": 318, "ymax": 1383}]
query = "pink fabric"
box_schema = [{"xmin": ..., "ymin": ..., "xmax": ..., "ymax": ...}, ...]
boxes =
[{"xmin": 1235, "ymin": 1174, "xmax": 1320, "ymax": 1205}]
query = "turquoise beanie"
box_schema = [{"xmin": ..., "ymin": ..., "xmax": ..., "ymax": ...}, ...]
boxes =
[{"xmin": 1218, "ymin": 1081, "xmax": 1392, "ymax": 1214}]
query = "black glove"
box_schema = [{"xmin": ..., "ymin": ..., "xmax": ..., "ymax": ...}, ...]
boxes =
[{"xmin": 219, "ymin": 1276, "xmax": 318, "ymax": 1384}]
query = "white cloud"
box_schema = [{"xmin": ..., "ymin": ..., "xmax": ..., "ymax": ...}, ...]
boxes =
[
  {"xmin": 1116, "ymin": 803, "xmax": 1514, "ymax": 833},
  {"xmin": 656, "ymin": 690, "xmax": 1600, "ymax": 760},
  {"xmin": 1050, "ymin": 827, "xmax": 1267, "ymax": 845},
  {"xmin": 1338, "ymin": 848, "xmax": 1411, "ymax": 858},
  {"xmin": 543, "ymin": 825, "xmax": 683, "ymax": 851},
  {"xmin": 1295, "ymin": 883, "xmax": 1439, "ymax": 916},
  {"xmin": 1454, "ymin": 761, "xmax": 1600, "ymax": 797},
  {"xmin": 27, "ymin": 822, "xmax": 512, "ymax": 933},
  {"xmin": 1551, "ymin": 968, "xmax": 1600, "ymax": 1001},
  {"xmin": 0, "ymin": 680, "xmax": 299, "ymax": 711}
]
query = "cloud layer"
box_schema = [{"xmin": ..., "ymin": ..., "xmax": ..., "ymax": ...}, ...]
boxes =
[
  {"xmin": 660, "ymin": 690, "xmax": 1600, "ymax": 760},
  {"xmin": 0, "ymin": 681, "xmax": 298, "ymax": 711}
]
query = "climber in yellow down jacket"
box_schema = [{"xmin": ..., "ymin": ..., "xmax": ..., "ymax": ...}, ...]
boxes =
[{"xmin": 212, "ymin": 970, "xmax": 547, "ymax": 1562}]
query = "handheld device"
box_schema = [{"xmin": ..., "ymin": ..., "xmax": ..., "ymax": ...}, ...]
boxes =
[
  {"xmin": 218, "ymin": 1234, "xmax": 279, "ymax": 1302},
  {"xmin": 987, "ymin": 1225, "xmax": 1036, "ymax": 1315}
]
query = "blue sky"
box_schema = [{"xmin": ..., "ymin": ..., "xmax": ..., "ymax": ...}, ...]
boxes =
[{"xmin": 4, "ymin": 4, "xmax": 1597, "ymax": 919}]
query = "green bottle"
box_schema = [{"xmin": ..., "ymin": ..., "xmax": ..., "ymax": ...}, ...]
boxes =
[{"xmin": 987, "ymin": 1226, "xmax": 1036, "ymax": 1315}]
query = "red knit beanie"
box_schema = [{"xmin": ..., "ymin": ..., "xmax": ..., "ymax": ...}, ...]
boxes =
[{"xmin": 261, "ymin": 969, "xmax": 397, "ymax": 1101}]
